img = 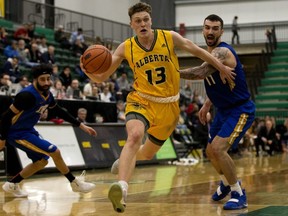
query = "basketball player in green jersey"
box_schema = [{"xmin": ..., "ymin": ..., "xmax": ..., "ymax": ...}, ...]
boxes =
[{"xmin": 80, "ymin": 2, "xmax": 235, "ymax": 213}]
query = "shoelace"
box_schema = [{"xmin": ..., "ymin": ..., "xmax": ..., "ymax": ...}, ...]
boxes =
[
  {"xmin": 78, "ymin": 170, "xmax": 86, "ymax": 181},
  {"xmin": 10, "ymin": 183, "xmax": 19, "ymax": 191}
]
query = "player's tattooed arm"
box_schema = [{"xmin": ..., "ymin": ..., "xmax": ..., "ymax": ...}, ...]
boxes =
[{"xmin": 180, "ymin": 47, "xmax": 229, "ymax": 80}]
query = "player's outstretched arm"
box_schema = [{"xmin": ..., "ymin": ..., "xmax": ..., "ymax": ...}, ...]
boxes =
[
  {"xmin": 79, "ymin": 123, "xmax": 97, "ymax": 136},
  {"xmin": 180, "ymin": 62, "xmax": 215, "ymax": 80},
  {"xmin": 172, "ymin": 31, "xmax": 235, "ymax": 84},
  {"xmin": 180, "ymin": 47, "xmax": 235, "ymax": 81},
  {"xmin": 49, "ymin": 104, "xmax": 96, "ymax": 136}
]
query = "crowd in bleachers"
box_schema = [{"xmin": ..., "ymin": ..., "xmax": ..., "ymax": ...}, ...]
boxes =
[{"xmin": 0, "ymin": 21, "xmax": 133, "ymax": 124}]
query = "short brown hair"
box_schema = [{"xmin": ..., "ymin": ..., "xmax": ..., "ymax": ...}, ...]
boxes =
[{"xmin": 128, "ymin": 2, "xmax": 152, "ymax": 19}]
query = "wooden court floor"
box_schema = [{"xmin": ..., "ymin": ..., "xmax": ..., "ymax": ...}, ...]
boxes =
[{"xmin": 1, "ymin": 153, "xmax": 288, "ymax": 216}]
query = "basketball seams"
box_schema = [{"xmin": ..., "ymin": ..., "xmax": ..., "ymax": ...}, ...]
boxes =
[
  {"xmin": 89, "ymin": 51, "xmax": 108, "ymax": 73},
  {"xmin": 82, "ymin": 45, "xmax": 112, "ymax": 74},
  {"xmin": 85, "ymin": 48, "xmax": 106, "ymax": 65}
]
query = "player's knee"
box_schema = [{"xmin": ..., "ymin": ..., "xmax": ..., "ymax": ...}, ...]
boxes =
[
  {"xmin": 50, "ymin": 148, "xmax": 61, "ymax": 158},
  {"xmin": 128, "ymin": 130, "xmax": 144, "ymax": 144}
]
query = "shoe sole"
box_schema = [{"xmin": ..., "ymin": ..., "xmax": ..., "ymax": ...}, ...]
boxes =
[
  {"xmin": 108, "ymin": 183, "xmax": 125, "ymax": 213},
  {"xmin": 223, "ymin": 204, "xmax": 248, "ymax": 210},
  {"xmin": 72, "ymin": 184, "xmax": 96, "ymax": 193}
]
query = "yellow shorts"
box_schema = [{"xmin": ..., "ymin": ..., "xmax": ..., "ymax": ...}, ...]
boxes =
[{"xmin": 125, "ymin": 91, "xmax": 180, "ymax": 145}]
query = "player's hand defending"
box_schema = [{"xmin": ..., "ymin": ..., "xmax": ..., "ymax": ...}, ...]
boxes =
[
  {"xmin": 198, "ymin": 104, "xmax": 210, "ymax": 125},
  {"xmin": 219, "ymin": 65, "xmax": 236, "ymax": 85},
  {"xmin": 79, "ymin": 123, "xmax": 97, "ymax": 136}
]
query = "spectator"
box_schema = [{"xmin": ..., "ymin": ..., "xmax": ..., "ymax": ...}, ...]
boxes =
[
  {"xmin": 0, "ymin": 26, "xmax": 8, "ymax": 46},
  {"xmin": 0, "ymin": 73, "xmax": 11, "ymax": 95},
  {"xmin": 28, "ymin": 42, "xmax": 42, "ymax": 64},
  {"xmin": 41, "ymin": 45, "xmax": 55, "ymax": 64},
  {"xmin": 90, "ymin": 86, "xmax": 100, "ymax": 100},
  {"xmin": 54, "ymin": 25, "xmax": 71, "ymax": 49},
  {"xmin": 14, "ymin": 23, "xmax": 31, "ymax": 43},
  {"xmin": 17, "ymin": 39, "xmax": 31, "ymax": 66},
  {"xmin": 69, "ymin": 28, "xmax": 87, "ymax": 48},
  {"xmin": 231, "ymin": 16, "xmax": 240, "ymax": 44},
  {"xmin": 94, "ymin": 113, "xmax": 104, "ymax": 123},
  {"xmin": 9, "ymin": 75, "xmax": 29, "ymax": 95},
  {"xmin": 95, "ymin": 36, "xmax": 104, "ymax": 45},
  {"xmin": 72, "ymin": 38, "xmax": 86, "ymax": 57},
  {"xmin": 116, "ymin": 100, "xmax": 126, "ymax": 123},
  {"xmin": 99, "ymin": 85, "xmax": 112, "ymax": 102},
  {"xmin": 192, "ymin": 89, "xmax": 205, "ymax": 108},
  {"xmin": 116, "ymin": 71, "xmax": 131, "ymax": 91},
  {"xmin": 83, "ymin": 79, "xmax": 96, "ymax": 97},
  {"xmin": 27, "ymin": 22, "xmax": 35, "ymax": 40},
  {"xmin": 116, "ymin": 71, "xmax": 131, "ymax": 101},
  {"xmin": 59, "ymin": 66, "xmax": 72, "ymax": 89},
  {"xmin": 276, "ymin": 118, "xmax": 288, "ymax": 153},
  {"xmin": 255, "ymin": 118, "xmax": 278, "ymax": 157},
  {"xmin": 4, "ymin": 40, "xmax": 19, "ymax": 59},
  {"xmin": 180, "ymin": 83, "xmax": 193, "ymax": 101},
  {"xmin": 66, "ymin": 79, "xmax": 83, "ymax": 99},
  {"xmin": 38, "ymin": 36, "xmax": 48, "ymax": 54},
  {"xmin": 1, "ymin": 57, "xmax": 21, "ymax": 82},
  {"xmin": 50, "ymin": 79, "xmax": 66, "ymax": 99},
  {"xmin": 51, "ymin": 64, "xmax": 60, "ymax": 84},
  {"xmin": 76, "ymin": 108, "xmax": 88, "ymax": 124}
]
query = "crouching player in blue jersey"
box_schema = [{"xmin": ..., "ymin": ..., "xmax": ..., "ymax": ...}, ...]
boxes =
[
  {"xmin": 0, "ymin": 64, "xmax": 97, "ymax": 197},
  {"xmin": 180, "ymin": 14, "xmax": 255, "ymax": 210}
]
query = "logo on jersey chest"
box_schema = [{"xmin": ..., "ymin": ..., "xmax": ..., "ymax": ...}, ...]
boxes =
[
  {"xmin": 135, "ymin": 54, "xmax": 169, "ymax": 68},
  {"xmin": 36, "ymin": 104, "xmax": 49, "ymax": 114}
]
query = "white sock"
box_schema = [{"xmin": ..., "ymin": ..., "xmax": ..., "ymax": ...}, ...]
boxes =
[
  {"xmin": 230, "ymin": 181, "xmax": 243, "ymax": 196},
  {"xmin": 118, "ymin": 180, "xmax": 128, "ymax": 192},
  {"xmin": 220, "ymin": 175, "xmax": 229, "ymax": 186}
]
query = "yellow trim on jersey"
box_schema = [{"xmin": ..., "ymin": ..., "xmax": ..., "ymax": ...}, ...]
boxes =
[
  {"xmin": 16, "ymin": 139, "xmax": 50, "ymax": 156},
  {"xmin": 12, "ymin": 111, "xmax": 24, "ymax": 125},
  {"xmin": 228, "ymin": 113, "xmax": 248, "ymax": 145}
]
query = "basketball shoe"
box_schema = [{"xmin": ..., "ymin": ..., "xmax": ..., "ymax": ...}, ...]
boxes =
[
  {"xmin": 111, "ymin": 159, "xmax": 119, "ymax": 175},
  {"xmin": 108, "ymin": 182, "xmax": 127, "ymax": 213},
  {"xmin": 2, "ymin": 182, "xmax": 28, "ymax": 198},
  {"xmin": 70, "ymin": 170, "xmax": 96, "ymax": 193},
  {"xmin": 212, "ymin": 181, "xmax": 231, "ymax": 201},
  {"xmin": 223, "ymin": 189, "xmax": 248, "ymax": 210}
]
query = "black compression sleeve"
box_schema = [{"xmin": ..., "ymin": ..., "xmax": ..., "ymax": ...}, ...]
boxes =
[
  {"xmin": 0, "ymin": 92, "xmax": 35, "ymax": 140},
  {"xmin": 49, "ymin": 104, "xmax": 81, "ymax": 127},
  {"xmin": 0, "ymin": 109, "xmax": 16, "ymax": 140},
  {"xmin": 13, "ymin": 91, "xmax": 36, "ymax": 111}
]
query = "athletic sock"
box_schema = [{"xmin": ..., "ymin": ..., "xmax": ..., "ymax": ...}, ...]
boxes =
[
  {"xmin": 230, "ymin": 181, "xmax": 243, "ymax": 196},
  {"xmin": 10, "ymin": 173, "xmax": 24, "ymax": 183},
  {"xmin": 118, "ymin": 180, "xmax": 128, "ymax": 192},
  {"xmin": 64, "ymin": 172, "xmax": 76, "ymax": 182}
]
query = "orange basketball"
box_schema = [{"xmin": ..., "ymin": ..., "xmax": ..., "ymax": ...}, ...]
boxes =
[{"xmin": 82, "ymin": 45, "xmax": 112, "ymax": 74}]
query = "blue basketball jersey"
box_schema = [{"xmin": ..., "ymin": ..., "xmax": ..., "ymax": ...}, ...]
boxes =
[
  {"xmin": 9, "ymin": 84, "xmax": 55, "ymax": 133},
  {"xmin": 204, "ymin": 42, "xmax": 251, "ymax": 109}
]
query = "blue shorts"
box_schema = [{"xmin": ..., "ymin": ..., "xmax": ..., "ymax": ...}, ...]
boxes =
[
  {"xmin": 208, "ymin": 100, "xmax": 255, "ymax": 149},
  {"xmin": 7, "ymin": 130, "xmax": 57, "ymax": 163}
]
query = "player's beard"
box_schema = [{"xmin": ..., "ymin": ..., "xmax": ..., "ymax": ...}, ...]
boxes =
[
  {"xmin": 36, "ymin": 82, "xmax": 51, "ymax": 96},
  {"xmin": 205, "ymin": 34, "xmax": 220, "ymax": 47}
]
